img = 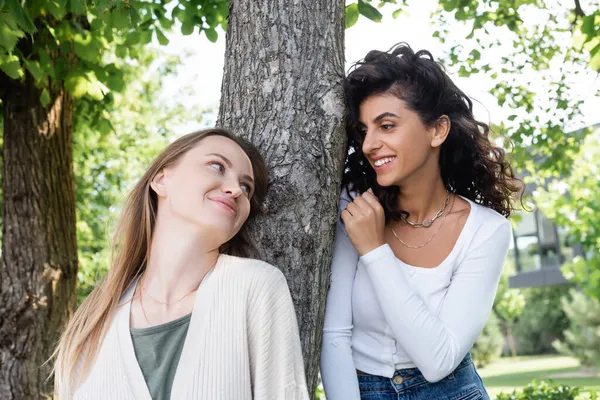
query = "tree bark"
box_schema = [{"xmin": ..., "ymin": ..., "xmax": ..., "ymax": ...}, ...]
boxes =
[
  {"xmin": 218, "ymin": 0, "xmax": 346, "ymax": 394},
  {"xmin": 0, "ymin": 74, "xmax": 78, "ymax": 399}
]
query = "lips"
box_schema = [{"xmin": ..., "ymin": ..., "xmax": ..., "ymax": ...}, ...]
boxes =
[
  {"xmin": 371, "ymin": 156, "xmax": 396, "ymax": 171},
  {"xmin": 210, "ymin": 196, "xmax": 237, "ymax": 216}
]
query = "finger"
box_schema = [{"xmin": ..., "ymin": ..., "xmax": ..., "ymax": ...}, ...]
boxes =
[
  {"xmin": 341, "ymin": 209, "xmax": 352, "ymax": 224},
  {"xmin": 361, "ymin": 190, "xmax": 385, "ymax": 218},
  {"xmin": 361, "ymin": 190, "xmax": 382, "ymax": 209},
  {"xmin": 352, "ymin": 196, "xmax": 377, "ymax": 220},
  {"xmin": 345, "ymin": 202, "xmax": 364, "ymax": 218},
  {"xmin": 352, "ymin": 195, "xmax": 371, "ymax": 212}
]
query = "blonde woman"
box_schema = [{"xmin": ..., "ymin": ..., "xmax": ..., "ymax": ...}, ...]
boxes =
[{"xmin": 54, "ymin": 128, "xmax": 308, "ymax": 400}]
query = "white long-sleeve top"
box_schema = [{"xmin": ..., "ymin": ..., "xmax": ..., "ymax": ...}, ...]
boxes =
[
  {"xmin": 65, "ymin": 254, "xmax": 309, "ymax": 400},
  {"xmin": 320, "ymin": 193, "xmax": 511, "ymax": 400}
]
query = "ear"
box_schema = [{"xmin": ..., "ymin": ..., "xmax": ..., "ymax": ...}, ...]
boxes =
[
  {"xmin": 150, "ymin": 169, "xmax": 168, "ymax": 198},
  {"xmin": 430, "ymin": 115, "xmax": 451, "ymax": 148}
]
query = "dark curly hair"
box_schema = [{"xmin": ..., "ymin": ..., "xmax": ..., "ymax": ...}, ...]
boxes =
[{"xmin": 342, "ymin": 43, "xmax": 523, "ymax": 220}]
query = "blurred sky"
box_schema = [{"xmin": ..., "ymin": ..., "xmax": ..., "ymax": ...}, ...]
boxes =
[{"xmin": 157, "ymin": 0, "xmax": 600, "ymax": 134}]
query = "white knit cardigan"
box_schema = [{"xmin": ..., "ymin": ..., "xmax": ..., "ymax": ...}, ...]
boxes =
[{"xmin": 66, "ymin": 254, "xmax": 309, "ymax": 399}]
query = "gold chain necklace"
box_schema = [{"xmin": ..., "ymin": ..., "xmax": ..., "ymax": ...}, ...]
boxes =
[
  {"xmin": 141, "ymin": 276, "xmax": 199, "ymax": 306},
  {"xmin": 400, "ymin": 190, "xmax": 450, "ymax": 228},
  {"xmin": 136, "ymin": 276, "xmax": 200, "ymax": 326},
  {"xmin": 391, "ymin": 194, "xmax": 455, "ymax": 249}
]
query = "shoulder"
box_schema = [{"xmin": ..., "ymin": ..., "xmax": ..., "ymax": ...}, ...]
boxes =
[
  {"xmin": 220, "ymin": 254, "xmax": 287, "ymax": 286},
  {"xmin": 464, "ymin": 197, "xmax": 512, "ymax": 243}
]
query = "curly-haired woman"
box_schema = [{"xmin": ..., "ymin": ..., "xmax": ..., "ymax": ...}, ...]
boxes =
[{"xmin": 320, "ymin": 43, "xmax": 522, "ymax": 400}]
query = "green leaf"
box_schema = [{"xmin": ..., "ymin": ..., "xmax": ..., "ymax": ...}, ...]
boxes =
[
  {"xmin": 0, "ymin": 55, "xmax": 24, "ymax": 79},
  {"xmin": 68, "ymin": 0, "xmax": 86, "ymax": 14},
  {"xmin": 181, "ymin": 21, "xmax": 195, "ymax": 35},
  {"xmin": 458, "ymin": 65, "xmax": 470, "ymax": 77},
  {"xmin": 139, "ymin": 30, "xmax": 152, "ymax": 45},
  {"xmin": 74, "ymin": 34, "xmax": 101, "ymax": 62},
  {"xmin": 95, "ymin": 0, "xmax": 110, "ymax": 12},
  {"xmin": 507, "ymin": 115, "xmax": 517, "ymax": 121},
  {"xmin": 115, "ymin": 44, "xmax": 128, "ymax": 59},
  {"xmin": 106, "ymin": 71, "xmax": 125, "ymax": 92},
  {"xmin": 590, "ymin": 51, "xmax": 600, "ymax": 71},
  {"xmin": 25, "ymin": 60, "xmax": 44, "ymax": 81},
  {"xmin": 6, "ymin": 0, "xmax": 37, "ymax": 34},
  {"xmin": 158, "ymin": 16, "xmax": 173, "ymax": 30},
  {"xmin": 155, "ymin": 28, "xmax": 169, "ymax": 45},
  {"xmin": 45, "ymin": 0, "xmax": 67, "ymax": 20},
  {"xmin": 442, "ymin": 0, "xmax": 459, "ymax": 12},
  {"xmin": 40, "ymin": 88, "xmax": 51, "ymax": 106},
  {"xmin": 85, "ymin": 75, "xmax": 105, "ymax": 100},
  {"xmin": 0, "ymin": 13, "xmax": 25, "ymax": 52},
  {"xmin": 125, "ymin": 32, "xmax": 141, "ymax": 45},
  {"xmin": 38, "ymin": 49, "xmax": 54, "ymax": 76},
  {"xmin": 345, "ymin": 4, "xmax": 359, "ymax": 28},
  {"xmin": 111, "ymin": 9, "xmax": 131, "ymax": 30},
  {"xmin": 455, "ymin": 8, "xmax": 467, "ymax": 21},
  {"xmin": 65, "ymin": 72, "xmax": 88, "ymax": 98},
  {"xmin": 392, "ymin": 7, "xmax": 402, "ymax": 19},
  {"xmin": 357, "ymin": 0, "xmax": 382, "ymax": 23},
  {"xmin": 129, "ymin": 7, "xmax": 141, "ymax": 25},
  {"xmin": 204, "ymin": 28, "xmax": 218, "ymax": 43},
  {"xmin": 54, "ymin": 56, "xmax": 69, "ymax": 80},
  {"xmin": 97, "ymin": 117, "xmax": 112, "ymax": 135},
  {"xmin": 172, "ymin": 6, "xmax": 186, "ymax": 23},
  {"xmin": 581, "ymin": 15, "xmax": 596, "ymax": 38}
]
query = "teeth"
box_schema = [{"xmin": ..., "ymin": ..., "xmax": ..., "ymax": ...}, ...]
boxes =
[{"xmin": 374, "ymin": 157, "xmax": 395, "ymax": 167}]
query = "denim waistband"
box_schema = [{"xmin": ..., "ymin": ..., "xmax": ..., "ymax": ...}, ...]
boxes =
[
  {"xmin": 357, "ymin": 353, "xmax": 474, "ymax": 381},
  {"xmin": 394, "ymin": 353, "xmax": 473, "ymax": 378}
]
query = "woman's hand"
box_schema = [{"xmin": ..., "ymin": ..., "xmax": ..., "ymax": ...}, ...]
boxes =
[{"xmin": 341, "ymin": 189, "xmax": 386, "ymax": 256}]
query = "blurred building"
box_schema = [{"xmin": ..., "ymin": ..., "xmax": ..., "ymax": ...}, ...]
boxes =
[{"xmin": 508, "ymin": 123, "xmax": 599, "ymax": 288}]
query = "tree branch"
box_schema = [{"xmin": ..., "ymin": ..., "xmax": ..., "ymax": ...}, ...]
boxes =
[{"xmin": 574, "ymin": 0, "xmax": 585, "ymax": 17}]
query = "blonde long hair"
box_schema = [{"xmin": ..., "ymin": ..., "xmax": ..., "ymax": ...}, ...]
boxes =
[{"xmin": 53, "ymin": 128, "xmax": 267, "ymax": 395}]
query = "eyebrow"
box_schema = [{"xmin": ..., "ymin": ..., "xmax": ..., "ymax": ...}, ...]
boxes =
[
  {"xmin": 206, "ymin": 153, "xmax": 255, "ymax": 184},
  {"xmin": 358, "ymin": 112, "xmax": 400, "ymax": 127},
  {"xmin": 373, "ymin": 112, "xmax": 399, "ymax": 122}
]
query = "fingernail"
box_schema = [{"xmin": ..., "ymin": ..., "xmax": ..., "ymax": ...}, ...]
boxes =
[{"xmin": 367, "ymin": 188, "xmax": 373, "ymax": 194}]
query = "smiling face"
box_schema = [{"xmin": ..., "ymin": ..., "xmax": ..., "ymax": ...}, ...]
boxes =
[
  {"xmin": 151, "ymin": 135, "xmax": 255, "ymax": 246},
  {"xmin": 359, "ymin": 93, "xmax": 448, "ymax": 188}
]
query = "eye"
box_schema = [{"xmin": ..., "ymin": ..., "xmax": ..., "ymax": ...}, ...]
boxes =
[
  {"xmin": 240, "ymin": 183, "xmax": 253, "ymax": 195},
  {"xmin": 209, "ymin": 161, "xmax": 225, "ymax": 173},
  {"xmin": 381, "ymin": 123, "xmax": 394, "ymax": 131}
]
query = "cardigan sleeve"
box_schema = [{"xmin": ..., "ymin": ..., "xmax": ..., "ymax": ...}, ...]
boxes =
[
  {"xmin": 320, "ymin": 192, "xmax": 361, "ymax": 400},
  {"xmin": 247, "ymin": 267, "xmax": 309, "ymax": 400},
  {"xmin": 359, "ymin": 218, "xmax": 512, "ymax": 382}
]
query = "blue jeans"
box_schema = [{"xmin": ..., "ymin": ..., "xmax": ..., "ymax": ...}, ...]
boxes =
[{"xmin": 357, "ymin": 353, "xmax": 489, "ymax": 400}]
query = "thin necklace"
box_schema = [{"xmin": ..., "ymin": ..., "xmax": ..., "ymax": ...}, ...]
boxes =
[
  {"xmin": 139, "ymin": 291, "xmax": 152, "ymax": 326},
  {"xmin": 141, "ymin": 275, "xmax": 199, "ymax": 306},
  {"xmin": 392, "ymin": 193, "xmax": 455, "ymax": 249},
  {"xmin": 401, "ymin": 190, "xmax": 450, "ymax": 228},
  {"xmin": 136, "ymin": 276, "xmax": 200, "ymax": 326}
]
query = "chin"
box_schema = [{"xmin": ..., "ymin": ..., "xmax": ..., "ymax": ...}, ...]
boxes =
[{"xmin": 376, "ymin": 174, "xmax": 399, "ymax": 188}]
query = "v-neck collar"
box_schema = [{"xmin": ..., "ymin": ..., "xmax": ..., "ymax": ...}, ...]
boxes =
[{"xmin": 115, "ymin": 254, "xmax": 227, "ymax": 399}]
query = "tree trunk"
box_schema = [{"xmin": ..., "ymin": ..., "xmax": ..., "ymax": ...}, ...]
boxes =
[
  {"xmin": 218, "ymin": 0, "xmax": 346, "ymax": 394},
  {"xmin": 506, "ymin": 325, "xmax": 517, "ymax": 358},
  {"xmin": 0, "ymin": 74, "xmax": 78, "ymax": 399}
]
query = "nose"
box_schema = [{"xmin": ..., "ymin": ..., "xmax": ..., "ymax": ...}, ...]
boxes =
[
  {"xmin": 361, "ymin": 128, "xmax": 381, "ymax": 155},
  {"xmin": 222, "ymin": 176, "xmax": 243, "ymax": 198}
]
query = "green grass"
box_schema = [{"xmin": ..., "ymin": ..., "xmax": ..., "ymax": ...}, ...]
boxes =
[{"xmin": 479, "ymin": 355, "xmax": 600, "ymax": 397}]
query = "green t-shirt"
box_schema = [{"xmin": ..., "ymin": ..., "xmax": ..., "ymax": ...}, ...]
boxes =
[{"xmin": 130, "ymin": 313, "xmax": 191, "ymax": 400}]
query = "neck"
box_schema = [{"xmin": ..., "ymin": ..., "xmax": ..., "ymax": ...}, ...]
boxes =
[
  {"xmin": 142, "ymin": 217, "xmax": 219, "ymax": 304},
  {"xmin": 396, "ymin": 165, "xmax": 448, "ymax": 223}
]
